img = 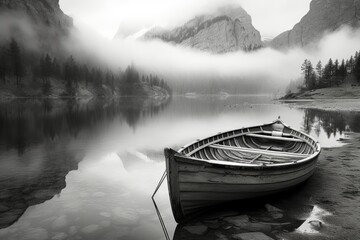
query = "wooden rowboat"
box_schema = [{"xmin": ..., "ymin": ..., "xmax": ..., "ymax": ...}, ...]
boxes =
[{"xmin": 164, "ymin": 118, "xmax": 321, "ymax": 223}]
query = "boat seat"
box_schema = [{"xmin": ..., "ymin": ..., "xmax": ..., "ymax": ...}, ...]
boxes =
[
  {"xmin": 245, "ymin": 133, "xmax": 304, "ymax": 143},
  {"xmin": 271, "ymin": 131, "xmax": 283, "ymax": 137}
]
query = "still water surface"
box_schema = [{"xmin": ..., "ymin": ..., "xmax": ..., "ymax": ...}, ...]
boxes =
[{"xmin": 0, "ymin": 96, "xmax": 359, "ymax": 240}]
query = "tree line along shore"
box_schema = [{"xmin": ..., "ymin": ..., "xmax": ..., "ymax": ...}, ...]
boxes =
[
  {"xmin": 283, "ymin": 50, "xmax": 360, "ymax": 99},
  {"xmin": 0, "ymin": 39, "xmax": 172, "ymax": 99}
]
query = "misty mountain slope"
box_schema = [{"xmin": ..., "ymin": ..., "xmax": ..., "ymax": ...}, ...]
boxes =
[
  {"xmin": 139, "ymin": 6, "xmax": 263, "ymax": 54},
  {"xmin": 0, "ymin": 0, "xmax": 73, "ymax": 51},
  {"xmin": 0, "ymin": 0, "xmax": 72, "ymax": 31},
  {"xmin": 271, "ymin": 0, "xmax": 360, "ymax": 49}
]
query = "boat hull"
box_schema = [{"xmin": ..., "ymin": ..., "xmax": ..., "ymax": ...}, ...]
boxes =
[{"xmin": 165, "ymin": 148, "xmax": 318, "ymax": 223}]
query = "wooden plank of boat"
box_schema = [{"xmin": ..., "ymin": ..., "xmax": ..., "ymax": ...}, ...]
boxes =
[
  {"xmin": 209, "ymin": 144, "xmax": 309, "ymax": 158},
  {"xmin": 164, "ymin": 118, "xmax": 321, "ymax": 223}
]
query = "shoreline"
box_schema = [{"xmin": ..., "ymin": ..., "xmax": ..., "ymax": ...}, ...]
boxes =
[
  {"xmin": 280, "ymin": 133, "xmax": 360, "ymax": 239},
  {"xmin": 279, "ymin": 98, "xmax": 360, "ymax": 112}
]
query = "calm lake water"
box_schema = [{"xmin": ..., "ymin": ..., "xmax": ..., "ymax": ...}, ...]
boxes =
[{"xmin": 0, "ymin": 96, "xmax": 359, "ymax": 240}]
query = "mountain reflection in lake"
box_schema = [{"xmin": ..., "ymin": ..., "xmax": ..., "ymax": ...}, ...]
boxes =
[{"xmin": 0, "ymin": 96, "xmax": 359, "ymax": 240}]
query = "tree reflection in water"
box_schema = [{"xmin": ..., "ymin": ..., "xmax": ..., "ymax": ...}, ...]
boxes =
[
  {"xmin": 0, "ymin": 97, "xmax": 171, "ymax": 229},
  {"xmin": 302, "ymin": 109, "xmax": 360, "ymax": 138},
  {"xmin": 0, "ymin": 98, "xmax": 171, "ymax": 155}
]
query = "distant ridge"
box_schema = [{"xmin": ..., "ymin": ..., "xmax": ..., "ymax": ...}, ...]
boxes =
[{"xmin": 271, "ymin": 0, "xmax": 360, "ymax": 49}]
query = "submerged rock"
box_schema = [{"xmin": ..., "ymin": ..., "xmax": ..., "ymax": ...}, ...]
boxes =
[
  {"xmin": 265, "ymin": 204, "xmax": 283, "ymax": 213},
  {"xmin": 183, "ymin": 225, "xmax": 208, "ymax": 235},
  {"xmin": 232, "ymin": 232, "xmax": 274, "ymax": 240},
  {"xmin": 309, "ymin": 220, "xmax": 323, "ymax": 230},
  {"xmin": 265, "ymin": 204, "xmax": 284, "ymax": 219},
  {"xmin": 203, "ymin": 219, "xmax": 221, "ymax": 229},
  {"xmin": 215, "ymin": 231, "xmax": 229, "ymax": 240},
  {"xmin": 224, "ymin": 215, "xmax": 249, "ymax": 227}
]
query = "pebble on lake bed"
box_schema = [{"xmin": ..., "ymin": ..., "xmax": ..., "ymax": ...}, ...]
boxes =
[
  {"xmin": 223, "ymin": 215, "xmax": 249, "ymax": 227},
  {"xmin": 232, "ymin": 232, "xmax": 274, "ymax": 240},
  {"xmin": 183, "ymin": 225, "xmax": 208, "ymax": 235}
]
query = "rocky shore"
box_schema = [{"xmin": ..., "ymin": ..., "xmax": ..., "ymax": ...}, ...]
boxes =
[
  {"xmin": 173, "ymin": 134, "xmax": 360, "ymax": 240},
  {"xmin": 280, "ymin": 86, "xmax": 360, "ymax": 112}
]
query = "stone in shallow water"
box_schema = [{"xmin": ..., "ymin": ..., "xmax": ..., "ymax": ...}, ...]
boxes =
[
  {"xmin": 52, "ymin": 215, "xmax": 67, "ymax": 230},
  {"xmin": 203, "ymin": 219, "xmax": 221, "ymax": 229},
  {"xmin": 243, "ymin": 222, "xmax": 272, "ymax": 232},
  {"xmin": 26, "ymin": 228, "xmax": 49, "ymax": 240},
  {"xmin": 215, "ymin": 231, "xmax": 229, "ymax": 240},
  {"xmin": 81, "ymin": 224, "xmax": 99, "ymax": 234},
  {"xmin": 232, "ymin": 232, "xmax": 274, "ymax": 240},
  {"xmin": 223, "ymin": 215, "xmax": 249, "ymax": 227},
  {"xmin": 265, "ymin": 204, "xmax": 284, "ymax": 213},
  {"xmin": 183, "ymin": 225, "xmax": 208, "ymax": 235},
  {"xmin": 309, "ymin": 220, "xmax": 323, "ymax": 230},
  {"xmin": 265, "ymin": 204, "xmax": 284, "ymax": 219}
]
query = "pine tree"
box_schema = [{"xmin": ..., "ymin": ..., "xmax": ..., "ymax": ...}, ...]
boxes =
[
  {"xmin": 354, "ymin": 54, "xmax": 360, "ymax": 83},
  {"xmin": 301, "ymin": 59, "xmax": 315, "ymax": 90},
  {"xmin": 349, "ymin": 56, "xmax": 355, "ymax": 72},
  {"xmin": 83, "ymin": 64, "xmax": 89, "ymax": 88},
  {"xmin": 63, "ymin": 56, "xmax": 78, "ymax": 95},
  {"xmin": 9, "ymin": 39, "xmax": 24, "ymax": 87},
  {"xmin": 334, "ymin": 59, "xmax": 340, "ymax": 86},
  {"xmin": 315, "ymin": 61, "xmax": 322, "ymax": 87},
  {"xmin": 323, "ymin": 58, "xmax": 334, "ymax": 87},
  {"xmin": 0, "ymin": 47, "xmax": 6, "ymax": 84},
  {"xmin": 52, "ymin": 58, "xmax": 61, "ymax": 78},
  {"xmin": 339, "ymin": 59, "xmax": 347, "ymax": 83}
]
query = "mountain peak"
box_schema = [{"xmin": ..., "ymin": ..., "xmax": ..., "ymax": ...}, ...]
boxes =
[{"xmin": 137, "ymin": 5, "xmax": 262, "ymax": 54}]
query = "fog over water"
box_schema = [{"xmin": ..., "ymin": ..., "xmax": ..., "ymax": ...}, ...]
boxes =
[{"xmin": 65, "ymin": 26, "xmax": 360, "ymax": 93}]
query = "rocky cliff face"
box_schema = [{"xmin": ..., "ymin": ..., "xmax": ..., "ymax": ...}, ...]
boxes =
[
  {"xmin": 0, "ymin": 0, "xmax": 73, "ymax": 50},
  {"xmin": 271, "ymin": 0, "xmax": 360, "ymax": 49},
  {"xmin": 142, "ymin": 6, "xmax": 263, "ymax": 54},
  {"xmin": 0, "ymin": 0, "xmax": 73, "ymax": 33}
]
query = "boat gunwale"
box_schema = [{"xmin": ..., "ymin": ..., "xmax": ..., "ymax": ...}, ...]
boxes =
[
  {"xmin": 173, "ymin": 150, "xmax": 319, "ymax": 170},
  {"xmin": 177, "ymin": 119, "xmax": 321, "ymax": 168}
]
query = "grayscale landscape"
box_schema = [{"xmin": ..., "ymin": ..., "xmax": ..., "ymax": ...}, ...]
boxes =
[{"xmin": 0, "ymin": 0, "xmax": 360, "ymax": 239}]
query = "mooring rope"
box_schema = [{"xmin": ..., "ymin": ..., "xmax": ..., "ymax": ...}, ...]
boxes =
[
  {"xmin": 152, "ymin": 170, "xmax": 167, "ymax": 198},
  {"xmin": 152, "ymin": 170, "xmax": 170, "ymax": 240}
]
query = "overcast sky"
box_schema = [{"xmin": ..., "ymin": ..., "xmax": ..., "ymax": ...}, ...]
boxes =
[{"xmin": 60, "ymin": 0, "xmax": 312, "ymax": 39}]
